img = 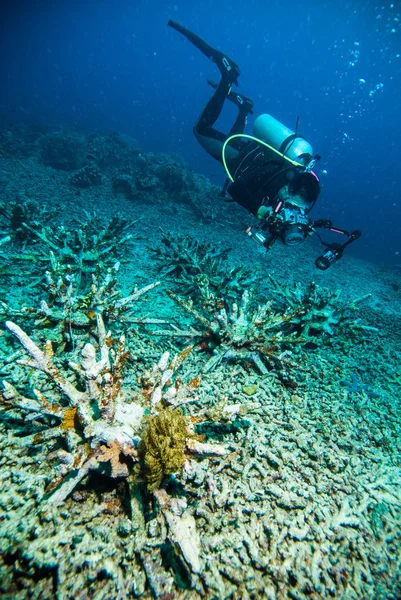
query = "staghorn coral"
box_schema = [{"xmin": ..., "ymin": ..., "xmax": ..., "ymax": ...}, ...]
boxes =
[
  {"xmin": 0, "ymin": 196, "xmax": 59, "ymax": 247},
  {"xmin": 0, "ymin": 211, "xmax": 139, "ymax": 292},
  {"xmin": 22, "ymin": 211, "xmax": 138, "ymax": 273},
  {"xmin": 151, "ymin": 230, "xmax": 263, "ymax": 305},
  {"xmin": 0, "ymin": 258, "xmax": 161, "ymax": 351},
  {"xmin": 155, "ymin": 277, "xmax": 376, "ymax": 377},
  {"xmin": 268, "ymin": 276, "xmax": 373, "ymax": 337},
  {"xmin": 1, "ymin": 315, "xmax": 139, "ymax": 504},
  {"xmin": 1, "ymin": 211, "xmax": 140, "ymax": 288},
  {"xmin": 1, "ymin": 316, "xmax": 228, "ymax": 504},
  {"xmin": 163, "ymin": 288, "xmax": 304, "ymax": 376}
]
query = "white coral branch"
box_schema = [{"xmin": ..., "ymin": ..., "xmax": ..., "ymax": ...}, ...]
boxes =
[
  {"xmin": 5, "ymin": 321, "xmax": 88, "ymax": 415},
  {"xmin": 186, "ymin": 438, "xmax": 229, "ymax": 456}
]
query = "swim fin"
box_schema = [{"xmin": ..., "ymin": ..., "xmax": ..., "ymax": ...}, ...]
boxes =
[
  {"xmin": 207, "ymin": 79, "xmax": 254, "ymax": 114},
  {"xmin": 168, "ymin": 20, "xmax": 240, "ymax": 86}
]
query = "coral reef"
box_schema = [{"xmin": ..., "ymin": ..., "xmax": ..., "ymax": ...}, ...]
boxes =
[
  {"xmin": 177, "ymin": 189, "xmax": 221, "ymax": 223},
  {"xmin": 2, "ymin": 315, "xmax": 138, "ymax": 504},
  {"xmin": 86, "ymin": 131, "xmax": 139, "ymax": 171},
  {"xmin": 112, "ymin": 173, "xmax": 137, "ymax": 200},
  {"xmin": 0, "ymin": 211, "xmax": 138, "ymax": 287},
  {"xmin": 40, "ymin": 132, "xmax": 84, "ymax": 171},
  {"xmin": 0, "ymin": 122, "xmax": 400, "ymax": 600},
  {"xmin": 69, "ymin": 164, "xmax": 102, "ymax": 188},
  {"xmin": 0, "ymin": 196, "xmax": 59, "ymax": 246},
  {"xmin": 161, "ymin": 288, "xmax": 304, "ymax": 376},
  {"xmin": 0, "ymin": 124, "xmax": 39, "ymax": 158},
  {"xmin": 1, "ymin": 259, "xmax": 161, "ymax": 354}
]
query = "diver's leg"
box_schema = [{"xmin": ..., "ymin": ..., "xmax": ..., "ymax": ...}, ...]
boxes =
[
  {"xmin": 228, "ymin": 111, "xmax": 249, "ymax": 137},
  {"xmin": 196, "ymin": 78, "xmax": 231, "ymax": 133},
  {"xmin": 205, "ymin": 79, "xmax": 253, "ymax": 140},
  {"xmin": 193, "ymin": 78, "xmax": 232, "ymax": 163},
  {"xmin": 228, "ymin": 101, "xmax": 253, "ymax": 137},
  {"xmin": 168, "ymin": 20, "xmax": 240, "ymax": 85},
  {"xmin": 193, "ymin": 78, "xmax": 253, "ymax": 161},
  {"xmin": 207, "ymin": 80, "xmax": 254, "ymax": 115},
  {"xmin": 168, "ymin": 20, "xmax": 248, "ymax": 162}
]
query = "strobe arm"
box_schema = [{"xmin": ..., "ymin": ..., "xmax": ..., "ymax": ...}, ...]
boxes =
[{"xmin": 313, "ymin": 220, "xmax": 361, "ymax": 270}]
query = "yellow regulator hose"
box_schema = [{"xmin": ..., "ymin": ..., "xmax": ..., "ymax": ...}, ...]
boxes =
[{"xmin": 222, "ymin": 134, "xmax": 305, "ymax": 182}]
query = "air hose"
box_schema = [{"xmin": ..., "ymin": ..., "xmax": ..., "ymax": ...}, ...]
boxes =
[{"xmin": 221, "ymin": 134, "xmax": 305, "ymax": 182}]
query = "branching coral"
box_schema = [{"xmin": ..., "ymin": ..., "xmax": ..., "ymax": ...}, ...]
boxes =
[
  {"xmin": 1, "ymin": 259, "xmax": 161, "ymax": 351},
  {"xmin": 23, "ymin": 211, "xmax": 138, "ymax": 273},
  {"xmin": 268, "ymin": 277, "xmax": 372, "ymax": 337},
  {"xmin": 0, "ymin": 211, "xmax": 139, "ymax": 287},
  {"xmin": 1, "ymin": 318, "xmax": 227, "ymax": 504},
  {"xmin": 0, "ymin": 197, "xmax": 59, "ymax": 247},
  {"xmin": 1, "ymin": 315, "xmax": 139, "ymax": 503},
  {"xmin": 151, "ymin": 230, "xmax": 262, "ymax": 305},
  {"xmin": 151, "ymin": 236, "xmax": 374, "ymax": 346},
  {"xmin": 162, "ymin": 289, "xmax": 304, "ymax": 375}
]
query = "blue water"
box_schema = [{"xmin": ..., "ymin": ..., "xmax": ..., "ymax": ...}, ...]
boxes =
[{"xmin": 1, "ymin": 0, "xmax": 400, "ymax": 264}]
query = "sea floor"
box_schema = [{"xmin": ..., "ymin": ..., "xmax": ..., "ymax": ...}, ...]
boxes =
[{"xmin": 0, "ymin": 130, "xmax": 400, "ymax": 599}]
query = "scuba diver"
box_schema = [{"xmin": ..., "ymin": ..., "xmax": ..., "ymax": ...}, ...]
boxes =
[{"xmin": 168, "ymin": 20, "xmax": 361, "ymax": 270}]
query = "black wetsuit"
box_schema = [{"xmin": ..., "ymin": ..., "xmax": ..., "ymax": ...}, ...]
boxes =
[
  {"xmin": 168, "ymin": 20, "xmax": 306, "ymax": 216},
  {"xmin": 168, "ymin": 20, "xmax": 249, "ymax": 163},
  {"xmin": 226, "ymin": 145, "xmax": 304, "ymax": 216},
  {"xmin": 193, "ymin": 77, "xmax": 249, "ymax": 162}
]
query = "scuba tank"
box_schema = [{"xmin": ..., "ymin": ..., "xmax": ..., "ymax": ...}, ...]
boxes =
[{"xmin": 253, "ymin": 114, "xmax": 313, "ymax": 164}]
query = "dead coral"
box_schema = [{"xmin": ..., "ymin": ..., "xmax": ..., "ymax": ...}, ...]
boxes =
[
  {"xmin": 1, "ymin": 317, "xmax": 227, "ymax": 504},
  {"xmin": 23, "ymin": 211, "xmax": 138, "ymax": 273},
  {"xmin": 163, "ymin": 288, "xmax": 304, "ymax": 375},
  {"xmin": 1, "ymin": 259, "xmax": 161, "ymax": 351},
  {"xmin": 0, "ymin": 211, "xmax": 140, "ymax": 294},
  {"xmin": 268, "ymin": 277, "xmax": 373, "ymax": 337},
  {"xmin": 1, "ymin": 315, "xmax": 139, "ymax": 504},
  {"xmin": 0, "ymin": 196, "xmax": 59, "ymax": 247},
  {"xmin": 151, "ymin": 230, "xmax": 262, "ymax": 304}
]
